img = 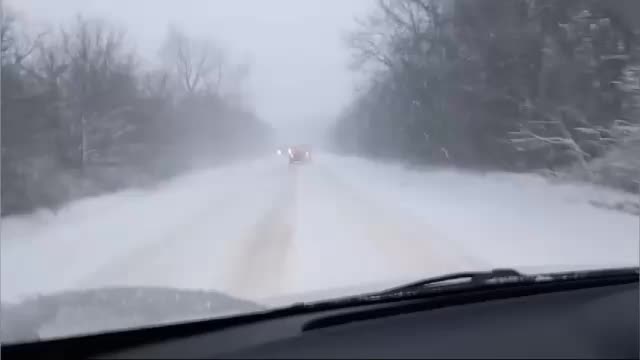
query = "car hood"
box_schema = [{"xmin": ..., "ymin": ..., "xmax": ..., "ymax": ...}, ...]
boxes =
[{"xmin": 0, "ymin": 287, "xmax": 266, "ymax": 344}]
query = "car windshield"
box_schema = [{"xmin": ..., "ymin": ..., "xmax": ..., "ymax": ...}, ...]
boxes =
[{"xmin": 2, "ymin": 0, "xmax": 639, "ymax": 344}]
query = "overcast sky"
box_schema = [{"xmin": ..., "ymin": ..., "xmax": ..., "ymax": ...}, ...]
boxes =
[{"xmin": 7, "ymin": 0, "xmax": 373, "ymax": 141}]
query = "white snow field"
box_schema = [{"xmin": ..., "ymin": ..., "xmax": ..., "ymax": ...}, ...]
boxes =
[{"xmin": 2, "ymin": 153, "xmax": 638, "ymax": 305}]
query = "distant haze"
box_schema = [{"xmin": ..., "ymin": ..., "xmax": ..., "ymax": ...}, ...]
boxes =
[{"xmin": 8, "ymin": 0, "xmax": 373, "ymax": 140}]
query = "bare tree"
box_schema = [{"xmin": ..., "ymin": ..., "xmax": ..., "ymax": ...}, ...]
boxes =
[
  {"xmin": 141, "ymin": 69, "xmax": 172, "ymax": 99},
  {"xmin": 2, "ymin": 10, "xmax": 270, "ymax": 216},
  {"xmin": 45, "ymin": 16, "xmax": 138, "ymax": 169},
  {"xmin": 1, "ymin": 9, "xmax": 49, "ymax": 71},
  {"xmin": 160, "ymin": 26, "xmax": 225, "ymax": 96}
]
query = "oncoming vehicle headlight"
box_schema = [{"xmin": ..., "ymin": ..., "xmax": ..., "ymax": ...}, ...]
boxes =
[
  {"xmin": 288, "ymin": 148, "xmax": 293, "ymax": 156},
  {"xmin": 276, "ymin": 149, "xmax": 282, "ymax": 155}
]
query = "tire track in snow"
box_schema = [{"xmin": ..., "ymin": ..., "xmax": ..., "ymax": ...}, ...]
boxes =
[{"xmin": 224, "ymin": 168, "xmax": 298, "ymax": 300}]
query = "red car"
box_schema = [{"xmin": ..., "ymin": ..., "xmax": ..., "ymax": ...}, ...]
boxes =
[{"xmin": 287, "ymin": 145, "xmax": 311, "ymax": 164}]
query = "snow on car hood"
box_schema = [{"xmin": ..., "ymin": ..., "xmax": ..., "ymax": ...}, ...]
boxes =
[{"xmin": 0, "ymin": 287, "xmax": 265, "ymax": 344}]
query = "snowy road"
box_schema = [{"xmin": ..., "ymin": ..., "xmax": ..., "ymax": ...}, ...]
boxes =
[{"xmin": 2, "ymin": 153, "xmax": 638, "ymax": 305}]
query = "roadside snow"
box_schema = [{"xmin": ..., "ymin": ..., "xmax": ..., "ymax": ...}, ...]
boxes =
[
  {"xmin": 1, "ymin": 157, "xmax": 285, "ymax": 303},
  {"xmin": 316, "ymin": 154, "xmax": 639, "ymax": 270}
]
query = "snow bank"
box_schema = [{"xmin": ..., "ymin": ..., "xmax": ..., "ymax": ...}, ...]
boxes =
[{"xmin": 563, "ymin": 138, "xmax": 640, "ymax": 199}]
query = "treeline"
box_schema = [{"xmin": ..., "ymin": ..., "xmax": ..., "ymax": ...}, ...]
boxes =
[
  {"xmin": 1, "ymin": 10, "xmax": 272, "ymax": 216},
  {"xmin": 333, "ymin": 0, "xmax": 640, "ymax": 192}
]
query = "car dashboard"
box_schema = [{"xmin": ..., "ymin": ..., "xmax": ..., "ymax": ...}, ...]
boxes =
[{"xmin": 112, "ymin": 283, "xmax": 638, "ymax": 358}]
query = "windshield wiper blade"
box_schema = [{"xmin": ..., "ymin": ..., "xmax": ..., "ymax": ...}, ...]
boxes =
[
  {"xmin": 373, "ymin": 268, "xmax": 523, "ymax": 296},
  {"xmin": 282, "ymin": 267, "xmax": 638, "ymax": 313},
  {"xmin": 369, "ymin": 267, "xmax": 640, "ymax": 298}
]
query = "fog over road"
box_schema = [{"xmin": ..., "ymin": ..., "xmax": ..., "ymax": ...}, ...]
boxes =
[{"xmin": 2, "ymin": 154, "xmax": 638, "ymax": 305}]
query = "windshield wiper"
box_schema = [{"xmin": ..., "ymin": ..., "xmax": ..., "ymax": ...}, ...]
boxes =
[
  {"xmin": 372, "ymin": 268, "xmax": 523, "ymax": 296},
  {"xmin": 364, "ymin": 267, "xmax": 640, "ymax": 300},
  {"xmin": 295, "ymin": 267, "xmax": 638, "ymax": 311}
]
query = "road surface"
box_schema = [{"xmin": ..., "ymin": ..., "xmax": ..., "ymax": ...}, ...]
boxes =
[{"xmin": 2, "ymin": 153, "xmax": 638, "ymax": 305}]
